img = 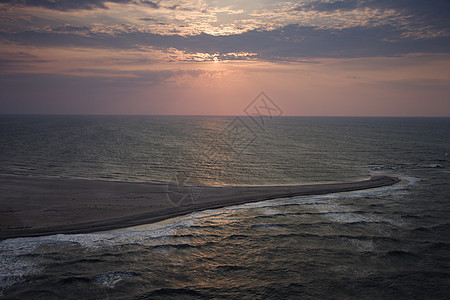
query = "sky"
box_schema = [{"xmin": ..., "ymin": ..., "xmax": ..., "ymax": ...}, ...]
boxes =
[{"xmin": 0, "ymin": 0, "xmax": 449, "ymax": 116}]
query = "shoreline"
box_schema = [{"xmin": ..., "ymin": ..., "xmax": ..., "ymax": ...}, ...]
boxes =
[{"xmin": 0, "ymin": 175, "xmax": 400, "ymax": 240}]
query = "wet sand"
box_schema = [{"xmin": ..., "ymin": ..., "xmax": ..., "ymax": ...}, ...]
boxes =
[{"xmin": 0, "ymin": 175, "xmax": 400, "ymax": 240}]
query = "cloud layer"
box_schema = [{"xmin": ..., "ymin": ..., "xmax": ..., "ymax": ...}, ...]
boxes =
[
  {"xmin": 1, "ymin": 0, "xmax": 448, "ymax": 67},
  {"xmin": 0, "ymin": 0, "xmax": 133, "ymax": 11},
  {"xmin": 0, "ymin": 0, "xmax": 449, "ymax": 115}
]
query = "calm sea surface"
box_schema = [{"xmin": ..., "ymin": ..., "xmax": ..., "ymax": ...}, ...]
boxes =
[{"xmin": 0, "ymin": 116, "xmax": 449, "ymax": 299}]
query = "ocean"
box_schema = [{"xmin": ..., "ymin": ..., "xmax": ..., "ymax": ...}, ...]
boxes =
[{"xmin": 0, "ymin": 115, "xmax": 449, "ymax": 299}]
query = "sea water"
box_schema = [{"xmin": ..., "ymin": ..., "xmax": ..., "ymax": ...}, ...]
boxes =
[{"xmin": 0, "ymin": 116, "xmax": 449, "ymax": 298}]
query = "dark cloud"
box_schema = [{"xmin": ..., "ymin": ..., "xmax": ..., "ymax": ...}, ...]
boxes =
[
  {"xmin": 51, "ymin": 25, "xmax": 91, "ymax": 33},
  {"xmin": 295, "ymin": 0, "xmax": 450, "ymax": 13},
  {"xmin": 294, "ymin": 0, "xmax": 359, "ymax": 12},
  {"xmin": 139, "ymin": 17, "xmax": 156, "ymax": 21},
  {"xmin": 378, "ymin": 0, "xmax": 450, "ymax": 30},
  {"xmin": 295, "ymin": 0, "xmax": 450, "ymax": 29},
  {"xmin": 0, "ymin": 58, "xmax": 53, "ymax": 73},
  {"xmin": 1, "ymin": 1, "xmax": 449, "ymax": 61},
  {"xmin": 166, "ymin": 4, "xmax": 178, "ymax": 10},
  {"xmin": 0, "ymin": 0, "xmax": 133, "ymax": 11},
  {"xmin": 2, "ymin": 24, "xmax": 449, "ymax": 60},
  {"xmin": 141, "ymin": 1, "xmax": 159, "ymax": 9},
  {"xmin": 1, "ymin": 0, "xmax": 191, "ymax": 12},
  {"xmin": 0, "ymin": 51, "xmax": 54, "ymax": 72},
  {"xmin": 211, "ymin": 25, "xmax": 450, "ymax": 59}
]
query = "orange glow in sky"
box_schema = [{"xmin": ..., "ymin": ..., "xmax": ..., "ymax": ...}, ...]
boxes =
[{"xmin": 0, "ymin": 0, "xmax": 449, "ymax": 116}]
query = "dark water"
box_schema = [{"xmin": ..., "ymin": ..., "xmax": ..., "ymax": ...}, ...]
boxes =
[{"xmin": 0, "ymin": 116, "xmax": 449, "ymax": 299}]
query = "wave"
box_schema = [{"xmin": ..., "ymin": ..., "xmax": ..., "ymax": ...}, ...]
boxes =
[
  {"xmin": 0, "ymin": 215, "xmax": 198, "ymax": 288},
  {"xmin": 222, "ymin": 174, "xmax": 418, "ymax": 213},
  {"xmin": 142, "ymin": 287, "xmax": 205, "ymax": 298},
  {"xmin": 215, "ymin": 265, "xmax": 246, "ymax": 271},
  {"xmin": 0, "ymin": 254, "xmax": 42, "ymax": 296},
  {"xmin": 250, "ymin": 223, "xmax": 282, "ymax": 228},
  {"xmin": 422, "ymin": 164, "xmax": 445, "ymax": 168},
  {"xmin": 152, "ymin": 243, "xmax": 198, "ymax": 250},
  {"xmin": 412, "ymin": 222, "xmax": 450, "ymax": 234},
  {"xmin": 93, "ymin": 271, "xmax": 137, "ymax": 288},
  {"xmin": 425, "ymin": 242, "xmax": 450, "ymax": 251},
  {"xmin": 342, "ymin": 238, "xmax": 375, "ymax": 252},
  {"xmin": 0, "ymin": 172, "xmax": 416, "ymax": 293},
  {"xmin": 369, "ymin": 162, "xmax": 446, "ymax": 172},
  {"xmin": 382, "ymin": 250, "xmax": 418, "ymax": 259}
]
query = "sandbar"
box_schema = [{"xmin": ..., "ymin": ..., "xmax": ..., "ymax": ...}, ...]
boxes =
[{"xmin": 0, "ymin": 174, "xmax": 400, "ymax": 240}]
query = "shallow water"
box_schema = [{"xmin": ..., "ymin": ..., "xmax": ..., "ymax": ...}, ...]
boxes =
[{"xmin": 0, "ymin": 116, "xmax": 449, "ymax": 298}]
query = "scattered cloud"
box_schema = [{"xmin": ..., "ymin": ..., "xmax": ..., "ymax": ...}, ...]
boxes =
[
  {"xmin": 2, "ymin": 24, "xmax": 449, "ymax": 62},
  {"xmin": 0, "ymin": 0, "xmax": 133, "ymax": 11},
  {"xmin": 2, "ymin": 0, "xmax": 448, "ymax": 40},
  {"xmin": 294, "ymin": 0, "xmax": 359, "ymax": 12},
  {"xmin": 0, "ymin": 0, "xmax": 449, "ymax": 115},
  {"xmin": 141, "ymin": 0, "xmax": 159, "ymax": 9},
  {"xmin": 294, "ymin": 0, "xmax": 450, "ymax": 36}
]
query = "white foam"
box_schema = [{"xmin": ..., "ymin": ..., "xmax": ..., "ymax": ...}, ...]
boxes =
[
  {"xmin": 422, "ymin": 164, "xmax": 445, "ymax": 169},
  {"xmin": 343, "ymin": 238, "xmax": 375, "ymax": 252},
  {"xmin": 0, "ymin": 240, "xmax": 43, "ymax": 295},
  {"xmin": 0, "ymin": 259, "xmax": 42, "ymax": 295},
  {"xmin": 0, "ymin": 211, "xmax": 201, "ymax": 257},
  {"xmin": 93, "ymin": 271, "xmax": 135, "ymax": 288},
  {"xmin": 260, "ymin": 207, "xmax": 282, "ymax": 215},
  {"xmin": 0, "ymin": 213, "xmax": 201, "ymax": 294},
  {"xmin": 250, "ymin": 223, "xmax": 280, "ymax": 229},
  {"xmin": 224, "ymin": 174, "xmax": 417, "ymax": 212},
  {"xmin": 220, "ymin": 173, "xmax": 415, "ymax": 229}
]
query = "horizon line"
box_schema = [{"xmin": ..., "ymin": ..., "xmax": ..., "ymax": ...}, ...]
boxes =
[{"xmin": 1, "ymin": 113, "xmax": 450, "ymax": 118}]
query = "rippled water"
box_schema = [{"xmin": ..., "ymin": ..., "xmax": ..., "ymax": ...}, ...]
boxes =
[{"xmin": 0, "ymin": 116, "xmax": 449, "ymax": 298}]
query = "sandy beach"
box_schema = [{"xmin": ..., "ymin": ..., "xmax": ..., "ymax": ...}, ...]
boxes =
[{"xmin": 0, "ymin": 174, "xmax": 400, "ymax": 240}]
